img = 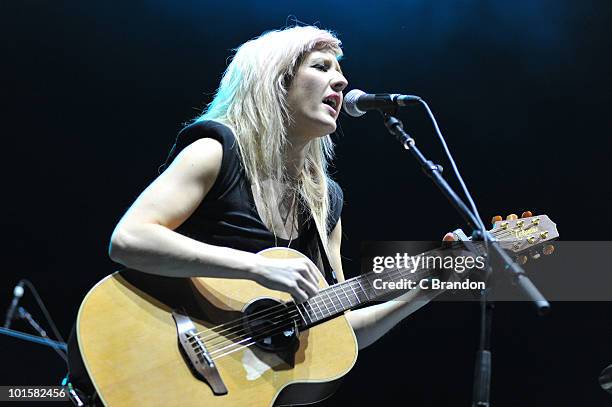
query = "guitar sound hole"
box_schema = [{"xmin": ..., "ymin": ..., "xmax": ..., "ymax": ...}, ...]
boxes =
[{"xmin": 242, "ymin": 298, "xmax": 298, "ymax": 352}]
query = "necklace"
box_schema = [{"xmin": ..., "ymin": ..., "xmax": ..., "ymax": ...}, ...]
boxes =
[{"xmin": 280, "ymin": 190, "xmax": 298, "ymax": 248}]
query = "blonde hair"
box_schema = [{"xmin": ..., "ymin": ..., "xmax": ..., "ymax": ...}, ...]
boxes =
[{"xmin": 197, "ymin": 26, "xmax": 342, "ymax": 248}]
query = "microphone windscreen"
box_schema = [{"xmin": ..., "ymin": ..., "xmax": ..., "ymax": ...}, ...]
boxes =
[
  {"xmin": 343, "ymin": 89, "xmax": 366, "ymax": 117},
  {"xmin": 600, "ymin": 364, "xmax": 612, "ymax": 395}
]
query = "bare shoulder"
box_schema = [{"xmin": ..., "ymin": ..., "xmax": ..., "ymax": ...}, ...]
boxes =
[
  {"xmin": 118, "ymin": 137, "xmax": 224, "ymax": 230},
  {"xmin": 167, "ymin": 137, "xmax": 223, "ymax": 183}
]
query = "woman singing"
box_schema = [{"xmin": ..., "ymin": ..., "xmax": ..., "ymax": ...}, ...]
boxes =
[
  {"xmin": 108, "ymin": 26, "xmax": 433, "ymax": 347},
  {"xmin": 67, "ymin": 25, "xmax": 443, "ymax": 406}
]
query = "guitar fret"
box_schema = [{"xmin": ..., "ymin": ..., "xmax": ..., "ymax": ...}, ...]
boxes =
[
  {"xmin": 338, "ymin": 283, "xmax": 354, "ymax": 309},
  {"xmin": 347, "ymin": 280, "xmax": 361, "ymax": 305},
  {"xmin": 304, "ymin": 301, "xmax": 319, "ymax": 321},
  {"xmin": 311, "ymin": 298, "xmax": 323, "ymax": 321},
  {"xmin": 298, "ymin": 237, "xmax": 511, "ymax": 328},
  {"xmin": 331, "ymin": 285, "xmax": 345, "ymax": 309},
  {"xmin": 295, "ymin": 303, "xmax": 309, "ymax": 326},
  {"xmin": 356, "ymin": 278, "xmax": 370, "ymax": 301},
  {"xmin": 325, "ymin": 291, "xmax": 337, "ymax": 314},
  {"xmin": 320, "ymin": 295, "xmax": 331, "ymax": 317}
]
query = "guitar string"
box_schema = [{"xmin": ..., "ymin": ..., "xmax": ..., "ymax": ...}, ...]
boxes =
[
  {"xmin": 196, "ymin": 242, "xmax": 525, "ymax": 356},
  {"xmin": 187, "ymin": 225, "xmax": 524, "ymax": 346},
  {"xmin": 203, "ymin": 251, "xmax": 518, "ymax": 361},
  {"xmin": 186, "ymin": 226, "xmax": 517, "ymax": 345},
  {"xmin": 205, "ymin": 229, "xmax": 553, "ymax": 359},
  {"xmin": 198, "ymin": 304, "xmax": 304, "ymax": 351},
  {"xmin": 199, "ymin": 278, "xmax": 364, "ymax": 352},
  {"xmin": 204, "ymin": 258, "xmax": 449, "ymax": 359},
  {"xmin": 199, "ymin": 228, "xmax": 548, "ymax": 358},
  {"xmin": 202, "ymin": 273, "xmax": 407, "ymax": 356},
  {"xmin": 200, "ymin": 251, "xmax": 469, "ymax": 357},
  {"xmin": 187, "ymin": 226, "xmax": 528, "ymax": 349},
  {"xmin": 189, "ymin": 280, "xmax": 354, "ymax": 347},
  {"xmin": 202, "ymin": 258, "xmax": 450, "ymax": 354},
  {"xmin": 188, "ymin": 237, "xmax": 477, "ymax": 347},
  {"xmin": 202, "ymin": 279, "xmax": 370, "ymax": 353},
  {"xmin": 204, "ymin": 226, "xmax": 547, "ymax": 360}
]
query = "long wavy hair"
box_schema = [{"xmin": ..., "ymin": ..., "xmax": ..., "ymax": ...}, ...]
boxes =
[{"xmin": 197, "ymin": 26, "xmax": 343, "ymax": 248}]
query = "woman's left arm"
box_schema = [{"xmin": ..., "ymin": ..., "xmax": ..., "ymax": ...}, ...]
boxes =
[{"xmin": 328, "ymin": 218, "xmax": 439, "ymax": 350}]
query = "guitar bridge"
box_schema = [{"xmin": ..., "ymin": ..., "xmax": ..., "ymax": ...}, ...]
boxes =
[{"xmin": 172, "ymin": 311, "xmax": 228, "ymax": 395}]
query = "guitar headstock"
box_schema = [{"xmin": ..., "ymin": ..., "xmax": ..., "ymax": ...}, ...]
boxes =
[{"xmin": 489, "ymin": 215, "xmax": 558, "ymax": 253}]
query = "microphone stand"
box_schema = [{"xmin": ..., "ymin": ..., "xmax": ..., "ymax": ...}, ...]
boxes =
[
  {"xmin": 0, "ymin": 307, "xmax": 68, "ymax": 361},
  {"xmin": 379, "ymin": 110, "xmax": 550, "ymax": 407}
]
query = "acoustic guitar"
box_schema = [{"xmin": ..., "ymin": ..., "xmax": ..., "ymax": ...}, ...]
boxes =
[{"xmin": 75, "ymin": 215, "xmax": 558, "ymax": 406}]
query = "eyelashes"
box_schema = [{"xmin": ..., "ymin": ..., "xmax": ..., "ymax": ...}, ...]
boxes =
[
  {"xmin": 311, "ymin": 60, "xmax": 344, "ymax": 77},
  {"xmin": 312, "ymin": 63, "xmax": 329, "ymax": 72}
]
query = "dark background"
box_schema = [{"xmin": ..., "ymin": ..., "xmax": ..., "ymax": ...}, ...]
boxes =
[{"xmin": 1, "ymin": 1, "xmax": 611, "ymax": 406}]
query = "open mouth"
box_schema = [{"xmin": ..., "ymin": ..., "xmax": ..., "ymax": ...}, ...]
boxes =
[{"xmin": 322, "ymin": 94, "xmax": 340, "ymax": 116}]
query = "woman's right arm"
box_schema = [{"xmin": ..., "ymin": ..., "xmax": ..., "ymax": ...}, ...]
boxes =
[{"xmin": 108, "ymin": 138, "xmax": 319, "ymax": 302}]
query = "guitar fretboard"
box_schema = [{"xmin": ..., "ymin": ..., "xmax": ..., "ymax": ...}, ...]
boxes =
[{"xmin": 294, "ymin": 244, "xmax": 480, "ymax": 328}]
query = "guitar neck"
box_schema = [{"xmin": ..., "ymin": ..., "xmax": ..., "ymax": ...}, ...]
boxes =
[
  {"xmin": 296, "ymin": 243, "xmax": 483, "ymax": 329},
  {"xmin": 296, "ymin": 214, "xmax": 558, "ymax": 329}
]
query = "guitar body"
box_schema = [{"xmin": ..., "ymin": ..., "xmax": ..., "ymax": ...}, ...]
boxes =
[{"xmin": 76, "ymin": 248, "xmax": 358, "ymax": 406}]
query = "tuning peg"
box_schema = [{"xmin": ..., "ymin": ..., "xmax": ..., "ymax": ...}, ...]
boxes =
[
  {"xmin": 506, "ymin": 214, "xmax": 519, "ymax": 221},
  {"xmin": 521, "ymin": 211, "xmax": 533, "ymax": 218},
  {"xmin": 491, "ymin": 215, "xmax": 503, "ymax": 225},
  {"xmin": 543, "ymin": 244, "xmax": 555, "ymax": 256},
  {"xmin": 442, "ymin": 233, "xmax": 457, "ymax": 242}
]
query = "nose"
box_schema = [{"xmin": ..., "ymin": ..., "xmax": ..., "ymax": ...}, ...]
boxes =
[{"xmin": 331, "ymin": 72, "xmax": 348, "ymax": 93}]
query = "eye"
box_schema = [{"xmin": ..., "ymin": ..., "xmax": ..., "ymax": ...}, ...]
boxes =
[{"xmin": 312, "ymin": 63, "xmax": 329, "ymax": 72}]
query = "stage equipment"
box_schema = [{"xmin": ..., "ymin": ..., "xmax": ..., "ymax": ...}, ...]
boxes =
[
  {"xmin": 343, "ymin": 89, "xmax": 421, "ymax": 117},
  {"xmin": 1, "ymin": 279, "xmax": 68, "ymax": 363},
  {"xmin": 3, "ymin": 281, "xmax": 24, "ymax": 328},
  {"xmin": 347, "ymin": 91, "xmax": 553, "ymax": 406},
  {"xmin": 600, "ymin": 364, "xmax": 612, "ymax": 395}
]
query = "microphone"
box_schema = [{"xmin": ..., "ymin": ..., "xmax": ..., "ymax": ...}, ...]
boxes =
[
  {"xmin": 3, "ymin": 281, "xmax": 25, "ymax": 329},
  {"xmin": 343, "ymin": 89, "xmax": 422, "ymax": 117}
]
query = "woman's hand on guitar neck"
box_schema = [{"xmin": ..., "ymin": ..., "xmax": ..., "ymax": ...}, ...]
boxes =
[
  {"xmin": 442, "ymin": 211, "xmax": 534, "ymax": 241},
  {"xmin": 250, "ymin": 257, "xmax": 320, "ymax": 303}
]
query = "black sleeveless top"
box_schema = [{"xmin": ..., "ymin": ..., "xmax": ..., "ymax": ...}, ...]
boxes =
[
  {"xmin": 162, "ymin": 120, "xmax": 343, "ymax": 284},
  {"xmin": 67, "ymin": 120, "xmax": 344, "ymax": 398}
]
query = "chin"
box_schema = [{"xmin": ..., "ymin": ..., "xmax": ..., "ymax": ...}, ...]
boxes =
[
  {"xmin": 323, "ymin": 122, "xmax": 337, "ymax": 135},
  {"xmin": 295, "ymin": 115, "xmax": 337, "ymax": 140},
  {"xmin": 316, "ymin": 116, "xmax": 337, "ymax": 136}
]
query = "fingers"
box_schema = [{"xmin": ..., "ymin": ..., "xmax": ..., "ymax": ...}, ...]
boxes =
[
  {"xmin": 300, "ymin": 262, "xmax": 320, "ymax": 295},
  {"xmin": 254, "ymin": 257, "xmax": 321, "ymax": 302},
  {"xmin": 291, "ymin": 259, "xmax": 320, "ymax": 302},
  {"xmin": 300, "ymin": 260, "xmax": 321, "ymax": 288},
  {"xmin": 290, "ymin": 285, "xmax": 309, "ymax": 303},
  {"xmin": 296, "ymin": 272, "xmax": 319, "ymax": 298}
]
